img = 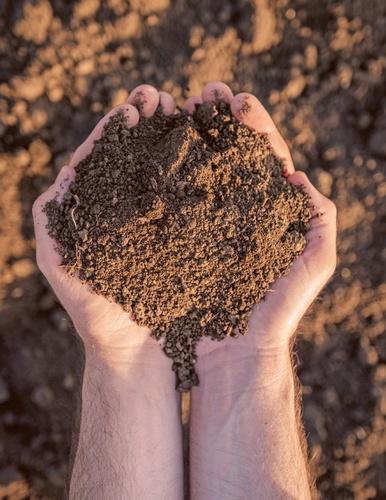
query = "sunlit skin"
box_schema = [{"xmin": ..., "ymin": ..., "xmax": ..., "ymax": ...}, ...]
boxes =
[{"xmin": 33, "ymin": 81, "xmax": 336, "ymax": 500}]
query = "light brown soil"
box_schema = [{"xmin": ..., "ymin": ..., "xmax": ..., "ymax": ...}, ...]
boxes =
[
  {"xmin": 0, "ymin": 0, "xmax": 386, "ymax": 498},
  {"xmin": 45, "ymin": 103, "xmax": 311, "ymax": 391}
]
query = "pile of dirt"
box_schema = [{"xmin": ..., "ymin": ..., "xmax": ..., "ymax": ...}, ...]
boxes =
[{"xmin": 45, "ymin": 101, "xmax": 311, "ymax": 391}]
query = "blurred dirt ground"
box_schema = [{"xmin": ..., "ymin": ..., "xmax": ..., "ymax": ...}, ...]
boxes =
[{"xmin": 0, "ymin": 0, "xmax": 385, "ymax": 498}]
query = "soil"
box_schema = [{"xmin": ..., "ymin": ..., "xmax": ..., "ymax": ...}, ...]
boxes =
[
  {"xmin": 0, "ymin": 0, "xmax": 386, "ymax": 498},
  {"xmin": 45, "ymin": 103, "xmax": 311, "ymax": 392}
]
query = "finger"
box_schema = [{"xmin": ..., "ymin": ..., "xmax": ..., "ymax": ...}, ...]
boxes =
[
  {"xmin": 159, "ymin": 91, "xmax": 175, "ymax": 116},
  {"xmin": 231, "ymin": 92, "xmax": 295, "ymax": 175},
  {"xmin": 127, "ymin": 84, "xmax": 160, "ymax": 117},
  {"xmin": 183, "ymin": 96, "xmax": 203, "ymax": 114},
  {"xmin": 289, "ymin": 171, "xmax": 337, "ymax": 276},
  {"xmin": 202, "ymin": 81, "xmax": 234, "ymax": 105},
  {"xmin": 70, "ymin": 103, "xmax": 140, "ymax": 168},
  {"xmin": 202, "ymin": 82, "xmax": 234, "ymax": 105}
]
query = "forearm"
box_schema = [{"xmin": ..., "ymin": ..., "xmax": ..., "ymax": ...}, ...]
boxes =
[
  {"xmin": 69, "ymin": 345, "xmax": 183, "ymax": 500},
  {"xmin": 190, "ymin": 347, "xmax": 313, "ymax": 500}
]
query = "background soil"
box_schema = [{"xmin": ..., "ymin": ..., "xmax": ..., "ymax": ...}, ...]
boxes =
[{"xmin": 0, "ymin": 0, "xmax": 385, "ymax": 498}]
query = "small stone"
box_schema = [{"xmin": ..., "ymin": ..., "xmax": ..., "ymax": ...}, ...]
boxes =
[
  {"xmin": 31, "ymin": 385, "xmax": 55, "ymax": 408},
  {"xmin": 354, "ymin": 426, "xmax": 367, "ymax": 440},
  {"xmin": 10, "ymin": 287, "xmax": 24, "ymax": 299},
  {"xmin": 63, "ymin": 374, "xmax": 75, "ymax": 391}
]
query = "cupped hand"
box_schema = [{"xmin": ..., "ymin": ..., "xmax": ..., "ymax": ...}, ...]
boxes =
[
  {"xmin": 34, "ymin": 80, "xmax": 336, "ymax": 369},
  {"xmin": 33, "ymin": 85, "xmax": 176, "ymax": 361},
  {"xmin": 190, "ymin": 82, "xmax": 337, "ymax": 362}
]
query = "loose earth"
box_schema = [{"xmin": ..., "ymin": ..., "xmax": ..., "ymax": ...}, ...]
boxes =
[{"xmin": 45, "ymin": 101, "xmax": 312, "ymax": 392}]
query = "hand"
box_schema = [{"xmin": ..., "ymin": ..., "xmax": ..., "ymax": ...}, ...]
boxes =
[
  {"xmin": 33, "ymin": 80, "xmax": 336, "ymax": 372},
  {"xmin": 182, "ymin": 83, "xmax": 330, "ymax": 500},
  {"xmin": 34, "ymin": 87, "xmax": 185, "ymax": 500},
  {"xmin": 32, "ymin": 85, "xmax": 176, "ymax": 363},
  {"xmin": 190, "ymin": 82, "xmax": 337, "ymax": 374}
]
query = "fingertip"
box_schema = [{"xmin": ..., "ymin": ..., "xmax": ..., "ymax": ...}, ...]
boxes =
[
  {"xmin": 230, "ymin": 92, "xmax": 253, "ymax": 122},
  {"xmin": 202, "ymin": 82, "xmax": 234, "ymax": 105},
  {"xmin": 127, "ymin": 84, "xmax": 160, "ymax": 117},
  {"xmin": 159, "ymin": 91, "xmax": 175, "ymax": 116},
  {"xmin": 231, "ymin": 93, "xmax": 275, "ymax": 134},
  {"xmin": 182, "ymin": 96, "xmax": 203, "ymax": 114},
  {"xmin": 117, "ymin": 103, "xmax": 140, "ymax": 128}
]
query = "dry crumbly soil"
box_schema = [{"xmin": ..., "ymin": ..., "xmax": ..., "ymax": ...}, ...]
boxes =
[
  {"xmin": 0, "ymin": 0, "xmax": 386, "ymax": 498},
  {"xmin": 45, "ymin": 103, "xmax": 311, "ymax": 392}
]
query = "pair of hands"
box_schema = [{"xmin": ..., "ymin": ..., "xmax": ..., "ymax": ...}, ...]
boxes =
[{"xmin": 33, "ymin": 81, "xmax": 336, "ymax": 374}]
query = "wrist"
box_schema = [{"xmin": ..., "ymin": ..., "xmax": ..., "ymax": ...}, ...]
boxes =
[
  {"xmin": 194, "ymin": 341, "xmax": 294, "ymax": 396},
  {"xmin": 76, "ymin": 319, "xmax": 164, "ymax": 366},
  {"xmin": 82, "ymin": 337, "xmax": 178, "ymax": 393}
]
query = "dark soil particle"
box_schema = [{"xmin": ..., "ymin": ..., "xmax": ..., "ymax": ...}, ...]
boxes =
[{"xmin": 45, "ymin": 101, "xmax": 312, "ymax": 392}]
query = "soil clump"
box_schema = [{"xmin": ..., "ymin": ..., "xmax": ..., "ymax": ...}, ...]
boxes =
[{"xmin": 45, "ymin": 101, "xmax": 311, "ymax": 391}]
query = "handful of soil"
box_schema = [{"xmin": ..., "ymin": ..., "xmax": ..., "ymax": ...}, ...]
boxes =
[{"xmin": 45, "ymin": 101, "xmax": 312, "ymax": 392}]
